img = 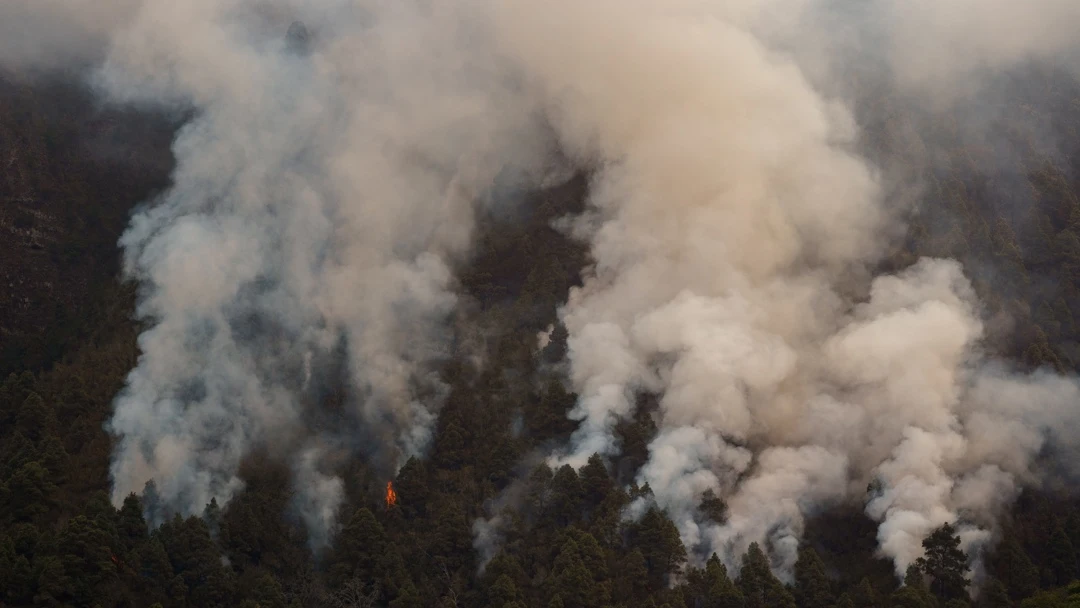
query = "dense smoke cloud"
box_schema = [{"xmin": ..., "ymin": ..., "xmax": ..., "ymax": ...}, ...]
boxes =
[
  {"xmin": 8, "ymin": 0, "xmax": 1080, "ymax": 578},
  {"xmin": 490, "ymin": 0, "xmax": 1080, "ymax": 580},
  {"xmin": 57, "ymin": 0, "xmax": 557, "ymax": 544}
]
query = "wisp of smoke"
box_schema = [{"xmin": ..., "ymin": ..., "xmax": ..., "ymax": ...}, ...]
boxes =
[{"xmin": 9, "ymin": 0, "xmax": 1080, "ymax": 577}]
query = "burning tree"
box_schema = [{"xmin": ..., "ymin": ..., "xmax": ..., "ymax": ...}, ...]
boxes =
[{"xmin": 386, "ymin": 481, "xmax": 398, "ymax": 510}]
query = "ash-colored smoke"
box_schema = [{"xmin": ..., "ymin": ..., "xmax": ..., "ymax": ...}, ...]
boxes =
[
  {"xmin": 880, "ymin": 0, "xmax": 1080, "ymax": 101},
  {"xmin": 0, "ymin": 0, "xmax": 141, "ymax": 71},
  {"xmin": 9, "ymin": 0, "xmax": 1080, "ymax": 575},
  {"xmin": 10, "ymin": 0, "xmax": 557, "ymax": 544},
  {"xmin": 490, "ymin": 0, "xmax": 1080, "ymax": 580}
]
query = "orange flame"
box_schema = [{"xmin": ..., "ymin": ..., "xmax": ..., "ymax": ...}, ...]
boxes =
[{"xmin": 385, "ymin": 481, "xmax": 398, "ymax": 509}]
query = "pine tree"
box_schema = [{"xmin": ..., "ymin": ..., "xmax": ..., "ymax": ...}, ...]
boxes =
[
  {"xmin": 701, "ymin": 490, "xmax": 728, "ymax": 525},
  {"xmin": 548, "ymin": 538, "xmax": 605, "ymax": 608},
  {"xmin": 633, "ymin": 508, "xmax": 688, "ymax": 588},
  {"xmin": 738, "ymin": 543, "xmax": 796, "ymax": 608},
  {"xmin": 905, "ymin": 564, "xmax": 927, "ymax": 590},
  {"xmin": 56, "ymin": 513, "xmax": 120, "ymax": 605},
  {"xmin": 388, "ymin": 581, "xmax": 425, "ymax": 608},
  {"xmin": 117, "ymin": 493, "xmax": 148, "ymax": 553},
  {"xmin": 157, "ymin": 515, "xmax": 235, "ymax": 607},
  {"xmin": 990, "ymin": 535, "xmax": 1038, "ymax": 600},
  {"xmin": 614, "ymin": 548, "xmax": 650, "ymax": 606},
  {"xmin": 850, "ymin": 578, "xmax": 879, "ymax": 608},
  {"xmin": 705, "ymin": 553, "xmax": 745, "ymax": 608},
  {"xmin": 395, "ymin": 456, "xmax": 429, "ymax": 519},
  {"xmin": 893, "ymin": 585, "xmax": 935, "ymax": 608},
  {"xmin": 917, "ymin": 524, "xmax": 970, "ymax": 602},
  {"xmin": 579, "ymin": 453, "xmax": 614, "ymax": 508},
  {"xmin": 15, "ymin": 392, "xmax": 55, "ymax": 442},
  {"xmin": 242, "ymin": 573, "xmax": 287, "ymax": 608},
  {"xmin": 483, "ymin": 553, "xmax": 528, "ymax": 597},
  {"xmin": 795, "ymin": 546, "xmax": 834, "ymax": 608},
  {"xmin": 564, "ymin": 528, "xmax": 608, "ymax": 581},
  {"xmin": 893, "ymin": 566, "xmax": 934, "ymax": 608},
  {"xmin": 549, "ymin": 465, "xmax": 585, "ymax": 526},
  {"xmin": 6, "ymin": 461, "xmax": 56, "ymax": 520},
  {"xmin": 1046, "ymin": 526, "xmax": 1078, "ymax": 586},
  {"xmin": 132, "ymin": 536, "xmax": 175, "ymax": 606},
  {"xmin": 203, "ymin": 496, "xmax": 223, "ymax": 539},
  {"xmin": 329, "ymin": 507, "xmax": 388, "ymax": 588},
  {"xmin": 978, "ymin": 578, "xmax": 1011, "ymax": 608},
  {"xmin": 491, "ymin": 574, "xmax": 521, "ymax": 606}
]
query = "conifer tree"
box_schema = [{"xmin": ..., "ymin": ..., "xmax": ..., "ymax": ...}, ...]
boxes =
[
  {"xmin": 990, "ymin": 535, "xmax": 1038, "ymax": 600},
  {"xmin": 706, "ymin": 553, "xmax": 746, "ymax": 608},
  {"xmin": 917, "ymin": 524, "xmax": 969, "ymax": 602},
  {"xmin": 738, "ymin": 543, "xmax": 796, "ymax": 608},
  {"xmin": 795, "ymin": 545, "xmax": 834, "ymax": 608}
]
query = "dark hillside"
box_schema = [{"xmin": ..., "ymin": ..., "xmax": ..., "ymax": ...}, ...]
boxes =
[{"xmin": 0, "ymin": 72, "xmax": 174, "ymax": 374}]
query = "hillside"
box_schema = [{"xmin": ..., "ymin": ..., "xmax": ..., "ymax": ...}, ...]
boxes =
[
  {"xmin": 0, "ymin": 72, "xmax": 175, "ymax": 374},
  {"xmin": 4, "ymin": 5, "xmax": 1080, "ymax": 608},
  {"xmin": 2, "ymin": 64, "xmax": 1080, "ymax": 608}
]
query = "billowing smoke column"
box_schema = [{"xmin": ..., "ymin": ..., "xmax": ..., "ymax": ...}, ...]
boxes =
[
  {"xmin": 8, "ymin": 0, "xmax": 1080, "ymax": 577},
  {"xmin": 80, "ymin": 0, "xmax": 556, "ymax": 543},
  {"xmin": 499, "ymin": 0, "xmax": 1080, "ymax": 579}
]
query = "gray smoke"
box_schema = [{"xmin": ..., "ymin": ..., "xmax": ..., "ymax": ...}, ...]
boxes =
[
  {"xmin": 0, "ymin": 0, "xmax": 141, "ymax": 72},
  {"xmin": 498, "ymin": 0, "xmax": 1080, "ymax": 581},
  {"xmin": 11, "ymin": 0, "xmax": 557, "ymax": 544},
  {"xmin": 8, "ymin": 0, "xmax": 1080, "ymax": 574}
]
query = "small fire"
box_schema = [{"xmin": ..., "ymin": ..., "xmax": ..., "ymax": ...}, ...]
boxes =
[{"xmin": 385, "ymin": 481, "xmax": 398, "ymax": 509}]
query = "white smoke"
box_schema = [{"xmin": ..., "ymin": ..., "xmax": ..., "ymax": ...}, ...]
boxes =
[
  {"xmin": 489, "ymin": 0, "xmax": 1080, "ymax": 581},
  {"xmin": 292, "ymin": 444, "xmax": 346, "ymax": 551},
  {"xmin": 8, "ymin": 0, "xmax": 1080, "ymax": 574},
  {"xmin": 881, "ymin": 0, "xmax": 1080, "ymax": 101},
  {"xmin": 66, "ymin": 0, "xmax": 557, "ymax": 544}
]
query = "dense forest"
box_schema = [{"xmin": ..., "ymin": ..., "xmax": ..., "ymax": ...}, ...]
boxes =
[{"xmin": 5, "ymin": 38, "xmax": 1080, "ymax": 608}]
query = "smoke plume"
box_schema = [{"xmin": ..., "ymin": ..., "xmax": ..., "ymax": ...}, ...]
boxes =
[
  {"xmin": 493, "ymin": 0, "xmax": 1080, "ymax": 580},
  {"xmin": 9, "ymin": 0, "xmax": 1080, "ymax": 576},
  {"xmin": 45, "ymin": 0, "xmax": 557, "ymax": 544}
]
